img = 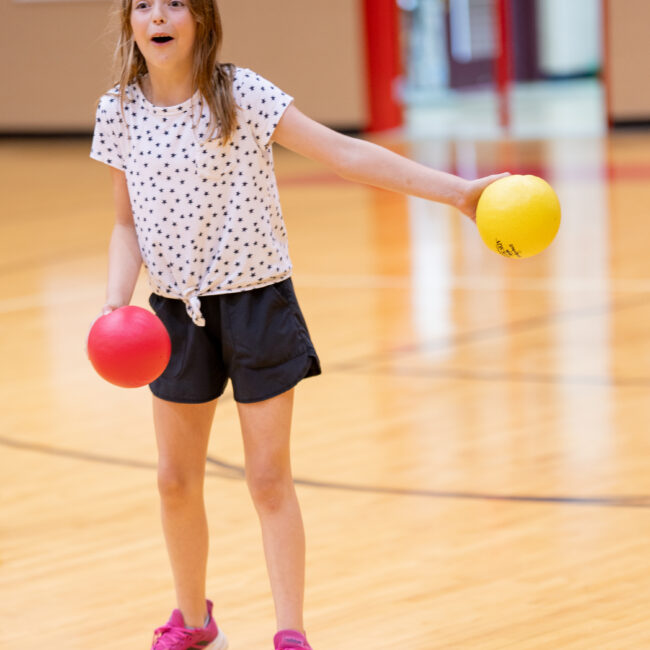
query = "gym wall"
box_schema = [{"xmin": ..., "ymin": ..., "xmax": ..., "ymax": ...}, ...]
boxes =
[
  {"xmin": 604, "ymin": 0, "xmax": 650, "ymax": 124},
  {"xmin": 0, "ymin": 0, "xmax": 367, "ymax": 133}
]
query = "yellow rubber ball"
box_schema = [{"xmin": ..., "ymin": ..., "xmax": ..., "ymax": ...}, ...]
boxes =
[{"xmin": 476, "ymin": 174, "xmax": 561, "ymax": 259}]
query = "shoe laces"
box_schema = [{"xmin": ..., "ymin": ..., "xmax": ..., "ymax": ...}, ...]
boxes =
[
  {"xmin": 151, "ymin": 624, "xmax": 194, "ymax": 650},
  {"xmin": 275, "ymin": 633, "xmax": 310, "ymax": 650},
  {"xmin": 277, "ymin": 641, "xmax": 309, "ymax": 650}
]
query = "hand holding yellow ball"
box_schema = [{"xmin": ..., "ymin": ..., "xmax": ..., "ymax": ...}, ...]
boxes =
[{"xmin": 476, "ymin": 175, "xmax": 561, "ymax": 259}]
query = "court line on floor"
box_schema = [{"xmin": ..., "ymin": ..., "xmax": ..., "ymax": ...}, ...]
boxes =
[
  {"xmin": 278, "ymin": 161, "xmax": 650, "ymax": 185},
  {"xmin": 349, "ymin": 366, "xmax": 650, "ymax": 388},
  {"xmin": 1, "ymin": 434, "xmax": 648, "ymax": 509},
  {"xmin": 328, "ymin": 293, "xmax": 650, "ymax": 376},
  {"xmin": 296, "ymin": 273, "xmax": 650, "ymax": 294},
  {"xmin": 3, "ymin": 287, "xmax": 649, "ymax": 507},
  {"xmin": 207, "ymin": 455, "xmax": 650, "ymax": 508}
]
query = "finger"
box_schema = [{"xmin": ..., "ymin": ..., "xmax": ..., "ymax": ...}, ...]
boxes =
[{"xmin": 86, "ymin": 307, "xmax": 114, "ymax": 357}]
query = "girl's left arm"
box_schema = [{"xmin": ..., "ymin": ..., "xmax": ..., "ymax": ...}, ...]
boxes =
[{"xmin": 272, "ymin": 105, "xmax": 508, "ymax": 221}]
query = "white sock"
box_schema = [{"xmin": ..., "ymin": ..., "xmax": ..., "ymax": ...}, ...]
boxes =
[{"xmin": 186, "ymin": 613, "xmax": 210, "ymax": 630}]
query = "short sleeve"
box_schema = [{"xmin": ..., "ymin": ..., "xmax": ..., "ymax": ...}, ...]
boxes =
[
  {"xmin": 90, "ymin": 92, "xmax": 128, "ymax": 171},
  {"xmin": 233, "ymin": 68, "xmax": 294, "ymax": 148}
]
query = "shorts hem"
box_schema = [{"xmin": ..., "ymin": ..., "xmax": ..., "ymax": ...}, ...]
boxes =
[
  {"xmin": 148, "ymin": 385, "xmax": 225, "ymax": 404},
  {"xmin": 233, "ymin": 354, "xmax": 321, "ymax": 404}
]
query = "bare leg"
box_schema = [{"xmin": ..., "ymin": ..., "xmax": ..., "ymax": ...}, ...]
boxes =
[
  {"xmin": 153, "ymin": 395, "xmax": 217, "ymax": 628},
  {"xmin": 237, "ymin": 389, "xmax": 306, "ymax": 634}
]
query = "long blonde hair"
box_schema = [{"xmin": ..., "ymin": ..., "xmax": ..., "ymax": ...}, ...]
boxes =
[{"xmin": 113, "ymin": 0, "xmax": 237, "ymax": 142}]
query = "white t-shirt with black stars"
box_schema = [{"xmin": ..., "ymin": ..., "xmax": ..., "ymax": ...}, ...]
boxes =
[{"xmin": 90, "ymin": 67, "xmax": 294, "ymax": 326}]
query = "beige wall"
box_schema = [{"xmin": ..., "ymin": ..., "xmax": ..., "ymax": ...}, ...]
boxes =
[
  {"xmin": 219, "ymin": 2, "xmax": 366, "ymax": 128},
  {"xmin": 606, "ymin": 0, "xmax": 650, "ymax": 121},
  {"xmin": 0, "ymin": 0, "xmax": 367, "ymax": 132}
]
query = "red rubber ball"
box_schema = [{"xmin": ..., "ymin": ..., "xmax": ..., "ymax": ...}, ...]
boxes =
[{"xmin": 87, "ymin": 306, "xmax": 171, "ymax": 388}]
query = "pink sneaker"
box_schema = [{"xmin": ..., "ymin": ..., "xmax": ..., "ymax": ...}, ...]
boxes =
[
  {"xmin": 273, "ymin": 630, "xmax": 313, "ymax": 650},
  {"xmin": 151, "ymin": 600, "xmax": 228, "ymax": 650}
]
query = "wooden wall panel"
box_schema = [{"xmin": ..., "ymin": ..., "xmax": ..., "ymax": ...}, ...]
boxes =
[
  {"xmin": 605, "ymin": 0, "xmax": 650, "ymax": 122},
  {"xmin": 0, "ymin": 0, "xmax": 367, "ymax": 132}
]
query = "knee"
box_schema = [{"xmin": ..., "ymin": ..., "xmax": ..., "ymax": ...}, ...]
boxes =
[
  {"xmin": 157, "ymin": 465, "xmax": 203, "ymax": 504},
  {"xmin": 246, "ymin": 464, "xmax": 293, "ymax": 512}
]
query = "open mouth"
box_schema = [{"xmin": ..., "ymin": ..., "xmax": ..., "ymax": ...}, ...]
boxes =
[{"xmin": 152, "ymin": 36, "xmax": 174, "ymax": 44}]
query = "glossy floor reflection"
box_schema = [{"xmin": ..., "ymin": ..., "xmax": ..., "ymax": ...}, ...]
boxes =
[{"xmin": 2, "ymin": 120, "xmax": 650, "ymax": 648}]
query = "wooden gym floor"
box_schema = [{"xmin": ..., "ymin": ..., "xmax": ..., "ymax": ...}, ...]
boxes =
[{"xmin": 2, "ymin": 124, "xmax": 650, "ymax": 649}]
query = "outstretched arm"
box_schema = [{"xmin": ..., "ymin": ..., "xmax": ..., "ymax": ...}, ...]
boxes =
[{"xmin": 272, "ymin": 104, "xmax": 507, "ymax": 221}]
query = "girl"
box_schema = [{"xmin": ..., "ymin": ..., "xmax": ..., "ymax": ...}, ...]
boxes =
[{"xmin": 90, "ymin": 0, "xmax": 507, "ymax": 648}]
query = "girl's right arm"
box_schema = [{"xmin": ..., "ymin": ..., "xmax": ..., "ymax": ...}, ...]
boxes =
[
  {"xmin": 103, "ymin": 167, "xmax": 142, "ymax": 313},
  {"xmin": 273, "ymin": 105, "xmax": 508, "ymax": 221}
]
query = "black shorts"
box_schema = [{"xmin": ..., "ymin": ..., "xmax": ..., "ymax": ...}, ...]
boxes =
[{"xmin": 148, "ymin": 278, "xmax": 321, "ymax": 404}]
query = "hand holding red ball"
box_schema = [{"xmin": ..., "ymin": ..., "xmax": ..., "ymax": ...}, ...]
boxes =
[{"xmin": 87, "ymin": 306, "xmax": 171, "ymax": 388}]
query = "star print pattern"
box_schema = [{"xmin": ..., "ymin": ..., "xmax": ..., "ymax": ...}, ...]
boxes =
[{"xmin": 90, "ymin": 67, "xmax": 294, "ymax": 326}]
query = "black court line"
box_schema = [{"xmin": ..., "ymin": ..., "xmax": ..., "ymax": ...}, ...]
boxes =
[
  {"xmin": 1, "ymin": 435, "xmax": 649, "ymax": 509},
  {"xmin": 348, "ymin": 365, "xmax": 650, "ymax": 388},
  {"xmin": 324, "ymin": 294, "xmax": 650, "ymax": 386},
  {"xmin": 328, "ymin": 294, "xmax": 650, "ymax": 375},
  {"xmin": 3, "ymin": 295, "xmax": 650, "ymax": 509}
]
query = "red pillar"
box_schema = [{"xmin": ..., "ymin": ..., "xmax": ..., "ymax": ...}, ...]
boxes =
[
  {"xmin": 494, "ymin": 0, "xmax": 513, "ymax": 129},
  {"xmin": 363, "ymin": 0, "xmax": 403, "ymax": 132}
]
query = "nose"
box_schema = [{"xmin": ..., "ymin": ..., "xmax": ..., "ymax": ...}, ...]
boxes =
[{"xmin": 152, "ymin": 3, "xmax": 166, "ymax": 24}]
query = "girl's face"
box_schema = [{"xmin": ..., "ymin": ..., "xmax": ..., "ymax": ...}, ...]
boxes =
[{"xmin": 130, "ymin": 0, "xmax": 196, "ymax": 72}]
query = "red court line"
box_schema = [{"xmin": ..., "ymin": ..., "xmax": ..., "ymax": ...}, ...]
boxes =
[
  {"xmin": 278, "ymin": 163, "xmax": 650, "ymax": 187},
  {"xmin": 606, "ymin": 163, "xmax": 650, "ymax": 181}
]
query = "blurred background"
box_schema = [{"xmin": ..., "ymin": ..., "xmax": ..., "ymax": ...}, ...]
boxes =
[
  {"xmin": 3, "ymin": 2, "xmax": 650, "ymax": 648},
  {"xmin": 1, "ymin": 0, "xmax": 648, "ymax": 138}
]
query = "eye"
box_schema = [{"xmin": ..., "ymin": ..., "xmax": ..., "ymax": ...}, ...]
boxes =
[
  {"xmin": 169, "ymin": 0, "xmax": 184, "ymax": 6},
  {"xmin": 134, "ymin": 0, "xmax": 148, "ymax": 8}
]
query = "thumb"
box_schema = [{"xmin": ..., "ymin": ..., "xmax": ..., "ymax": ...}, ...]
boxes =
[
  {"xmin": 476, "ymin": 172, "xmax": 511, "ymax": 198},
  {"xmin": 486, "ymin": 172, "xmax": 511, "ymax": 184}
]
